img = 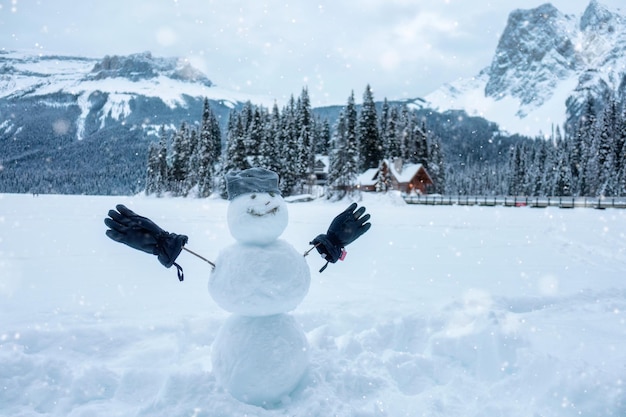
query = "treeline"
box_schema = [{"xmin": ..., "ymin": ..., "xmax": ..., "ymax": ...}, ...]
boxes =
[
  {"xmin": 145, "ymin": 87, "xmax": 626, "ymax": 200},
  {"xmin": 507, "ymin": 96, "xmax": 626, "ymax": 197},
  {"xmin": 145, "ymin": 86, "xmax": 446, "ymax": 199},
  {"xmin": 145, "ymin": 97, "xmax": 222, "ymax": 197}
]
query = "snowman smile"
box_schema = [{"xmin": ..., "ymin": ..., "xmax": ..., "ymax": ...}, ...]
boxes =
[{"xmin": 247, "ymin": 206, "xmax": 279, "ymax": 217}]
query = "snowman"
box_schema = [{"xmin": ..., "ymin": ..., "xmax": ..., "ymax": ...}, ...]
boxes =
[{"xmin": 104, "ymin": 167, "xmax": 371, "ymax": 406}]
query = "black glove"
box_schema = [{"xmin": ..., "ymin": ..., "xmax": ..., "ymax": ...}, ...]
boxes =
[
  {"xmin": 310, "ymin": 203, "xmax": 371, "ymax": 271},
  {"xmin": 104, "ymin": 204, "xmax": 188, "ymax": 280}
]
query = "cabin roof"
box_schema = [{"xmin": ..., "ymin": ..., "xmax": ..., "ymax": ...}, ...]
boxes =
[
  {"xmin": 356, "ymin": 168, "xmax": 379, "ymax": 186},
  {"xmin": 357, "ymin": 159, "xmax": 427, "ymax": 185},
  {"xmin": 393, "ymin": 162, "xmax": 426, "ymax": 183}
]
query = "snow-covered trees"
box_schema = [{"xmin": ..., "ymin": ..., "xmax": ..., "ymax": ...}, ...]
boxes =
[
  {"xmin": 279, "ymin": 96, "xmax": 301, "ymax": 196},
  {"xmin": 296, "ymin": 87, "xmax": 315, "ymax": 180},
  {"xmin": 147, "ymin": 84, "xmax": 626, "ymax": 200},
  {"xmin": 145, "ymin": 99, "xmax": 222, "ymax": 198},
  {"xmin": 215, "ymin": 89, "xmax": 328, "ymax": 197},
  {"xmin": 197, "ymin": 97, "xmax": 222, "ymax": 197},
  {"xmin": 146, "ymin": 86, "xmax": 451, "ymax": 199},
  {"xmin": 145, "ymin": 126, "xmax": 169, "ymax": 196},
  {"xmin": 146, "ymin": 85, "xmax": 626, "ymax": 200},
  {"xmin": 358, "ymin": 85, "xmax": 382, "ymax": 171},
  {"xmin": 504, "ymin": 95, "xmax": 626, "ymax": 198},
  {"xmin": 326, "ymin": 92, "xmax": 360, "ymax": 200},
  {"xmin": 427, "ymin": 131, "xmax": 446, "ymax": 194},
  {"xmin": 169, "ymin": 121, "xmax": 192, "ymax": 195}
]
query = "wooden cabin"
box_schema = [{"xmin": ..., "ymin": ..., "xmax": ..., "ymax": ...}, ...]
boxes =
[
  {"xmin": 313, "ymin": 156, "xmax": 329, "ymax": 185},
  {"xmin": 357, "ymin": 159, "xmax": 433, "ymax": 194}
]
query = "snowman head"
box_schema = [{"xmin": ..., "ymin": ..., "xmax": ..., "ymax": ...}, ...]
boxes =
[{"xmin": 225, "ymin": 168, "xmax": 288, "ymax": 245}]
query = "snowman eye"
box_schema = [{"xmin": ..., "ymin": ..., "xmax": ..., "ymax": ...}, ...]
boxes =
[{"xmin": 250, "ymin": 194, "xmax": 256, "ymax": 199}]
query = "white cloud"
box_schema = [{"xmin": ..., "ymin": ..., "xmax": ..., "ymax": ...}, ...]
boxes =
[
  {"xmin": 156, "ymin": 27, "xmax": 177, "ymax": 47},
  {"xmin": 392, "ymin": 12, "xmax": 460, "ymax": 44}
]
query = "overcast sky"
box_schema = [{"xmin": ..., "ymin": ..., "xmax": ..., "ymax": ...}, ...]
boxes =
[{"xmin": 1, "ymin": 0, "xmax": 623, "ymax": 106}]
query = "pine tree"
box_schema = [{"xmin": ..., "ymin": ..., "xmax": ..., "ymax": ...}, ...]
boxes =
[
  {"xmin": 507, "ymin": 144, "xmax": 526, "ymax": 195},
  {"xmin": 574, "ymin": 95, "xmax": 598, "ymax": 196},
  {"xmin": 246, "ymin": 106, "xmax": 265, "ymax": 167},
  {"xmin": 296, "ymin": 87, "xmax": 315, "ymax": 183},
  {"xmin": 617, "ymin": 109, "xmax": 626, "ymax": 196},
  {"xmin": 397, "ymin": 106, "xmax": 414, "ymax": 161},
  {"xmin": 170, "ymin": 122, "xmax": 191, "ymax": 196},
  {"xmin": 617, "ymin": 138, "xmax": 626, "ymax": 196},
  {"xmin": 218, "ymin": 110, "xmax": 250, "ymax": 198},
  {"xmin": 239, "ymin": 101, "xmax": 254, "ymax": 138},
  {"xmin": 197, "ymin": 98, "xmax": 221, "ymax": 198},
  {"xmin": 531, "ymin": 140, "xmax": 548, "ymax": 196},
  {"xmin": 427, "ymin": 133, "xmax": 446, "ymax": 194},
  {"xmin": 552, "ymin": 138, "xmax": 573, "ymax": 196},
  {"xmin": 379, "ymin": 98, "xmax": 390, "ymax": 156},
  {"xmin": 584, "ymin": 131, "xmax": 601, "ymax": 197},
  {"xmin": 410, "ymin": 122, "xmax": 429, "ymax": 165},
  {"xmin": 208, "ymin": 100, "xmax": 223, "ymax": 164},
  {"xmin": 184, "ymin": 128, "xmax": 200, "ymax": 195},
  {"xmin": 201, "ymin": 98, "xmax": 222, "ymax": 162},
  {"xmin": 154, "ymin": 125, "xmax": 169, "ymax": 195},
  {"xmin": 313, "ymin": 116, "xmax": 331, "ymax": 155},
  {"xmin": 541, "ymin": 139, "xmax": 558, "ymax": 196},
  {"xmin": 145, "ymin": 142, "xmax": 161, "ymax": 195},
  {"xmin": 374, "ymin": 160, "xmax": 392, "ymax": 192},
  {"xmin": 327, "ymin": 110, "xmax": 348, "ymax": 200},
  {"xmin": 615, "ymin": 108, "xmax": 626, "ymax": 180},
  {"xmin": 357, "ymin": 84, "xmax": 382, "ymax": 171},
  {"xmin": 597, "ymin": 99, "xmax": 618, "ymax": 196},
  {"xmin": 261, "ymin": 102, "xmax": 283, "ymax": 175},
  {"xmin": 327, "ymin": 92, "xmax": 359, "ymax": 200},
  {"xmin": 227, "ymin": 110, "xmax": 250, "ymax": 170},
  {"xmin": 278, "ymin": 96, "xmax": 300, "ymax": 196},
  {"xmin": 345, "ymin": 90, "xmax": 359, "ymax": 182},
  {"xmin": 383, "ymin": 105, "xmax": 401, "ymax": 159}
]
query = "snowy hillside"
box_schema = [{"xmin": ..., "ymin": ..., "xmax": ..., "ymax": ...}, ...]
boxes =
[
  {"xmin": 1, "ymin": 193, "xmax": 625, "ymax": 416},
  {"xmin": 425, "ymin": 1, "xmax": 626, "ymax": 137}
]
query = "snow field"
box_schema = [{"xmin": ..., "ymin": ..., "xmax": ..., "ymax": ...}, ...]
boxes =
[{"xmin": 1, "ymin": 193, "xmax": 625, "ymax": 416}]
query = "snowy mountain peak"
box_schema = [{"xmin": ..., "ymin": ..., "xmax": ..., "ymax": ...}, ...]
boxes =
[
  {"xmin": 425, "ymin": 1, "xmax": 626, "ymax": 137},
  {"xmin": 485, "ymin": 3, "xmax": 578, "ymax": 111},
  {"xmin": 86, "ymin": 51, "xmax": 213, "ymax": 86},
  {"xmin": 0, "ymin": 50, "xmax": 216, "ymax": 103},
  {"xmin": 580, "ymin": 0, "xmax": 616, "ymax": 31}
]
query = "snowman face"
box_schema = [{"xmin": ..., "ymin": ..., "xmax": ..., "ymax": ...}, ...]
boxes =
[{"xmin": 227, "ymin": 192, "xmax": 288, "ymax": 245}]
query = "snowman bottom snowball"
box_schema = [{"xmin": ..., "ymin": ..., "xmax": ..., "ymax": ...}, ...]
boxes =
[{"xmin": 211, "ymin": 314, "xmax": 309, "ymax": 406}]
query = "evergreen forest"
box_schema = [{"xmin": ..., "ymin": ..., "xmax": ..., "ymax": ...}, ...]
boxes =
[
  {"xmin": 147, "ymin": 86, "xmax": 446, "ymax": 200},
  {"xmin": 146, "ymin": 87, "xmax": 626, "ymax": 199}
]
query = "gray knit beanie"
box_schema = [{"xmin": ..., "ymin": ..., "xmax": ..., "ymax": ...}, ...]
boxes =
[{"xmin": 225, "ymin": 168, "xmax": 281, "ymax": 200}]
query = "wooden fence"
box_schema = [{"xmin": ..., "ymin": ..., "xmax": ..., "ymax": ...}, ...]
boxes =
[{"xmin": 403, "ymin": 195, "xmax": 626, "ymax": 209}]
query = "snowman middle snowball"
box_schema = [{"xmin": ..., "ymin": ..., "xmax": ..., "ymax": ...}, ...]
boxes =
[{"xmin": 209, "ymin": 192, "xmax": 311, "ymax": 316}]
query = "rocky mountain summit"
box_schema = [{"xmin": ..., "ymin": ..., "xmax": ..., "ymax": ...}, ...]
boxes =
[
  {"xmin": 85, "ymin": 52, "xmax": 213, "ymax": 85},
  {"xmin": 426, "ymin": 0, "xmax": 626, "ymax": 136}
]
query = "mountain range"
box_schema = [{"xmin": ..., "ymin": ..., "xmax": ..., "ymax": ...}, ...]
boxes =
[
  {"xmin": 0, "ymin": 50, "xmax": 267, "ymax": 139},
  {"xmin": 0, "ymin": 1, "xmax": 624, "ymax": 194},
  {"xmin": 425, "ymin": 0, "xmax": 626, "ymax": 137},
  {"xmin": 0, "ymin": 51, "xmax": 268, "ymax": 194}
]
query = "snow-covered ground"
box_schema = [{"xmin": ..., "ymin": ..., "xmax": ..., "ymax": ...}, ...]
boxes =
[{"xmin": 1, "ymin": 192, "xmax": 625, "ymax": 416}]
